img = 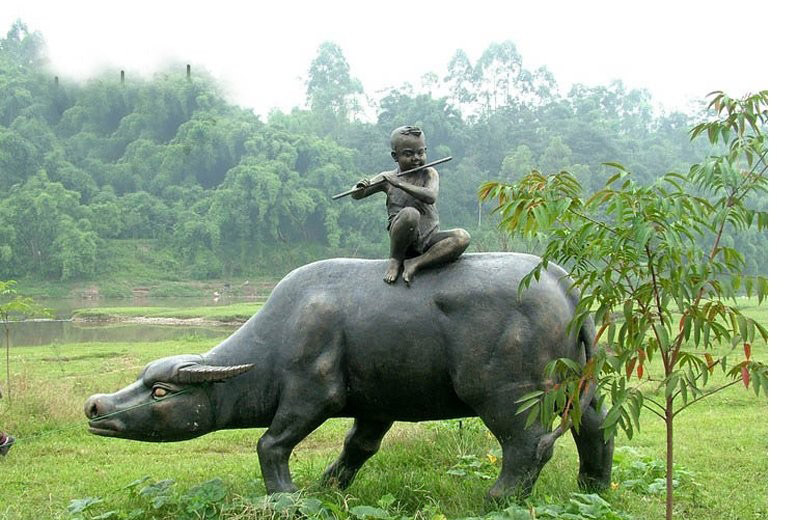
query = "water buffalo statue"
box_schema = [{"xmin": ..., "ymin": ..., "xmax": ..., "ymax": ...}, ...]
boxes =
[{"xmin": 85, "ymin": 253, "xmax": 613, "ymax": 499}]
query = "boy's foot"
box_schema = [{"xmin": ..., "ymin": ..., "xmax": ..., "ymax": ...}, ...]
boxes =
[
  {"xmin": 402, "ymin": 258, "xmax": 421, "ymax": 285},
  {"xmin": 0, "ymin": 434, "xmax": 14, "ymax": 456},
  {"xmin": 384, "ymin": 258, "xmax": 403, "ymax": 284}
]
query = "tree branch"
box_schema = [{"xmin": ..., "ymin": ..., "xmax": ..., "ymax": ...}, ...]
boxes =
[
  {"xmin": 732, "ymin": 162, "xmax": 768, "ymax": 207},
  {"xmin": 674, "ymin": 379, "xmax": 743, "ymax": 417},
  {"xmin": 641, "ymin": 394, "xmax": 667, "ymax": 413},
  {"xmin": 567, "ymin": 207, "xmax": 619, "ymax": 236},
  {"xmin": 642, "ymin": 402, "xmax": 666, "ymax": 421}
]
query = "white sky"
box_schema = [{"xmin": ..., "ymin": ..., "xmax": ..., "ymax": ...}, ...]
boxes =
[
  {"xmin": 0, "ymin": 0, "xmax": 781, "ymax": 118},
  {"xmin": 1, "ymin": 1, "xmax": 795, "ymax": 514}
]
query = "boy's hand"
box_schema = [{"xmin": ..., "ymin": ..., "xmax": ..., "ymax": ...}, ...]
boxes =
[
  {"xmin": 355, "ymin": 178, "xmax": 370, "ymax": 189},
  {"xmin": 382, "ymin": 173, "xmax": 401, "ymax": 187}
]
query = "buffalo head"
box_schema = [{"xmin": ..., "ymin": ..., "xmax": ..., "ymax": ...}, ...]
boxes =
[{"xmin": 85, "ymin": 354, "xmax": 253, "ymax": 442}]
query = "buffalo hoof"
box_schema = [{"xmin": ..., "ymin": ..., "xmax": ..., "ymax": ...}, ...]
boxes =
[
  {"xmin": 320, "ymin": 464, "xmax": 356, "ymax": 489},
  {"xmin": 578, "ymin": 474, "xmax": 611, "ymax": 492}
]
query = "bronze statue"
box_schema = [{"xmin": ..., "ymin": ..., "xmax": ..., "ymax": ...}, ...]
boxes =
[
  {"xmin": 350, "ymin": 126, "xmax": 470, "ymax": 284},
  {"xmin": 85, "ymin": 253, "xmax": 613, "ymax": 500}
]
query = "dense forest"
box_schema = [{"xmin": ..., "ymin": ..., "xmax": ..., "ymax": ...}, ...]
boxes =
[{"xmin": 0, "ymin": 21, "xmax": 767, "ymax": 285}]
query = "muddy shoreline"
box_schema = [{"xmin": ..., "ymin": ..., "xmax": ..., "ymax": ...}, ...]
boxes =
[{"xmin": 71, "ymin": 316, "xmax": 246, "ymax": 326}]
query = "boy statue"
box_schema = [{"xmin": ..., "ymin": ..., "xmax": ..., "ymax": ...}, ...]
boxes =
[{"xmin": 352, "ymin": 126, "xmax": 470, "ymax": 285}]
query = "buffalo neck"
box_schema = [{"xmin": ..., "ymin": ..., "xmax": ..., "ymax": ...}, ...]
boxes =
[{"xmin": 202, "ymin": 307, "xmax": 280, "ymax": 429}]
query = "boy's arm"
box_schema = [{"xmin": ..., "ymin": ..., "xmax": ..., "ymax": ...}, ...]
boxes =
[
  {"xmin": 384, "ymin": 167, "xmax": 439, "ymax": 205},
  {"xmin": 350, "ymin": 171, "xmax": 391, "ymax": 200}
]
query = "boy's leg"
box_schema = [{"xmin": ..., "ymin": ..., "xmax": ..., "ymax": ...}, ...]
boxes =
[
  {"xmin": 402, "ymin": 228, "xmax": 470, "ymax": 284},
  {"xmin": 385, "ymin": 208, "xmax": 421, "ymax": 284}
]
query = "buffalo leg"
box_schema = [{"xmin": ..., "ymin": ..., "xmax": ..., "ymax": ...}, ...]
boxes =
[
  {"xmin": 258, "ymin": 305, "xmax": 347, "ymax": 493},
  {"xmin": 257, "ymin": 393, "xmax": 342, "ymax": 493},
  {"xmin": 571, "ymin": 396, "xmax": 613, "ymax": 491},
  {"xmin": 321, "ymin": 418, "xmax": 394, "ymax": 489},
  {"xmin": 472, "ymin": 395, "xmax": 554, "ymax": 500},
  {"xmin": 257, "ymin": 412, "xmax": 326, "ymax": 493}
]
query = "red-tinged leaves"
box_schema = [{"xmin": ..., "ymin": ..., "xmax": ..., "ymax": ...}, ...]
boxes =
[
  {"xmin": 705, "ymin": 353, "xmax": 715, "ymax": 374},
  {"xmin": 594, "ymin": 322, "xmax": 609, "ymax": 347},
  {"xmin": 476, "ymin": 91, "xmax": 769, "ymax": 443},
  {"xmin": 626, "ymin": 358, "xmax": 636, "ymax": 380}
]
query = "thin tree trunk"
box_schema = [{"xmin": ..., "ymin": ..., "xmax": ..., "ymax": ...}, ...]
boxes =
[
  {"xmin": 4, "ymin": 326, "xmax": 10, "ymax": 403},
  {"xmin": 665, "ymin": 397, "xmax": 674, "ymax": 520}
]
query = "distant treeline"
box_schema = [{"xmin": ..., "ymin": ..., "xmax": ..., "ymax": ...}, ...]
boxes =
[{"xmin": 0, "ymin": 21, "xmax": 767, "ymax": 281}]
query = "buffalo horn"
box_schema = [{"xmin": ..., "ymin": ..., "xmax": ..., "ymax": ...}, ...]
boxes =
[{"xmin": 175, "ymin": 363, "xmax": 255, "ymax": 384}]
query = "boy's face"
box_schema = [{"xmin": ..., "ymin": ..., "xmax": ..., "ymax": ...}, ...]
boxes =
[{"xmin": 391, "ymin": 134, "xmax": 427, "ymax": 172}]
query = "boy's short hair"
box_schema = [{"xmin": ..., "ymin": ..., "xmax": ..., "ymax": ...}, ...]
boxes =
[{"xmin": 390, "ymin": 126, "xmax": 425, "ymax": 150}]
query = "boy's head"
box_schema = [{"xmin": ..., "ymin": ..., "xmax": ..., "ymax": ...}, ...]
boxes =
[{"xmin": 390, "ymin": 126, "xmax": 427, "ymax": 172}]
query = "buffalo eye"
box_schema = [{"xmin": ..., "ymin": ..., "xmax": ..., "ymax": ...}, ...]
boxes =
[{"xmin": 152, "ymin": 385, "xmax": 170, "ymax": 399}]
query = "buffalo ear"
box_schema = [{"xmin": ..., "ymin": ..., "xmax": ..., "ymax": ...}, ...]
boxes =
[{"xmin": 175, "ymin": 363, "xmax": 254, "ymax": 384}]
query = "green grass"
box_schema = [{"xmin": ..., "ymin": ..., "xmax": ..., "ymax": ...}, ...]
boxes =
[
  {"xmin": 71, "ymin": 303, "xmax": 264, "ymax": 323},
  {"xmin": 0, "ymin": 302, "xmax": 767, "ymax": 519}
]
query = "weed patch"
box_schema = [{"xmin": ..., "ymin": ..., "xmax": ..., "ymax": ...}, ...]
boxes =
[
  {"xmin": 66, "ymin": 476, "xmax": 634, "ymax": 520},
  {"xmin": 612, "ymin": 447, "xmax": 705, "ymax": 504},
  {"xmin": 446, "ymin": 452, "xmax": 500, "ymax": 481},
  {"xmin": 527, "ymin": 493, "xmax": 631, "ymax": 520}
]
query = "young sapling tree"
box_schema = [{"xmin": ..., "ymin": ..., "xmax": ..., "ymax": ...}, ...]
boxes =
[{"xmin": 479, "ymin": 91, "xmax": 768, "ymax": 520}]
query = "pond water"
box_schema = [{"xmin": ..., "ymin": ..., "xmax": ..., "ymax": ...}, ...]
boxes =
[{"xmin": 5, "ymin": 295, "xmax": 264, "ymax": 347}]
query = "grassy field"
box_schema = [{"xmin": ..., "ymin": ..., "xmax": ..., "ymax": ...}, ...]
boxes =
[{"xmin": 0, "ymin": 301, "xmax": 767, "ymax": 519}]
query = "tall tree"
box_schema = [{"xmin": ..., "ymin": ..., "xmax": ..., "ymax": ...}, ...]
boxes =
[
  {"xmin": 0, "ymin": 127, "xmax": 40, "ymax": 189},
  {"xmin": 305, "ymin": 42, "xmax": 364, "ymax": 127},
  {"xmin": 0, "ymin": 20, "xmax": 47, "ymax": 68},
  {"xmin": 444, "ymin": 49, "xmax": 477, "ymax": 116},
  {"xmin": 0, "ymin": 172, "xmax": 97, "ymax": 279}
]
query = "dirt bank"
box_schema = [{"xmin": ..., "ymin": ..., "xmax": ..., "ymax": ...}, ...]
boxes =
[{"xmin": 72, "ymin": 315, "xmax": 246, "ymax": 326}]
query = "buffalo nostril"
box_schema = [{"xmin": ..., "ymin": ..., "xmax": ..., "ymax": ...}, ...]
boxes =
[{"xmin": 85, "ymin": 394, "xmax": 106, "ymax": 419}]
